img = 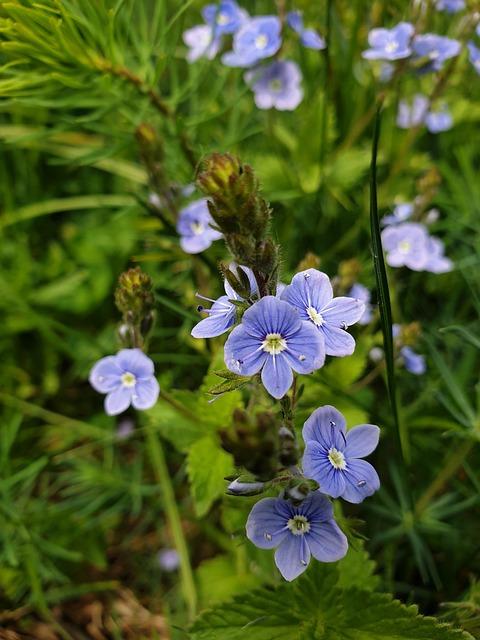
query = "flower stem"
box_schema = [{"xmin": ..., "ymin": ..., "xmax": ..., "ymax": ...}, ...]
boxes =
[{"xmin": 145, "ymin": 425, "xmax": 197, "ymax": 620}]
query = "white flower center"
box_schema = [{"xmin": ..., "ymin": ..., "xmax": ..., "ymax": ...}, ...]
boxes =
[
  {"xmin": 121, "ymin": 372, "xmax": 137, "ymax": 388},
  {"xmin": 255, "ymin": 34, "xmax": 268, "ymax": 49},
  {"xmin": 262, "ymin": 333, "xmax": 287, "ymax": 355},
  {"xmin": 217, "ymin": 11, "xmax": 229, "ymax": 25},
  {"xmin": 328, "ymin": 447, "xmax": 346, "ymax": 470},
  {"xmin": 398, "ymin": 240, "xmax": 411, "ymax": 254},
  {"xmin": 429, "ymin": 49, "xmax": 439, "ymax": 60},
  {"xmin": 191, "ymin": 220, "xmax": 205, "ymax": 235},
  {"xmin": 269, "ymin": 78, "xmax": 283, "ymax": 92},
  {"xmin": 287, "ymin": 515, "xmax": 310, "ymax": 536},
  {"xmin": 307, "ymin": 306, "xmax": 324, "ymax": 326},
  {"xmin": 385, "ymin": 41, "xmax": 399, "ymax": 54}
]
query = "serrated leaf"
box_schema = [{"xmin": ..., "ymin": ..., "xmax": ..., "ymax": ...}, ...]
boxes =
[
  {"xmin": 209, "ymin": 378, "xmax": 249, "ymax": 395},
  {"xmin": 187, "ymin": 436, "xmax": 234, "ymax": 517}
]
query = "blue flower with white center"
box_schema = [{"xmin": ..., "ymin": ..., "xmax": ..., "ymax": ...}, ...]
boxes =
[
  {"xmin": 245, "ymin": 60, "xmax": 303, "ymax": 111},
  {"xmin": 425, "ymin": 106, "xmax": 453, "ymax": 133},
  {"xmin": 287, "ymin": 10, "xmax": 326, "ymax": 50},
  {"xmin": 362, "ymin": 22, "xmax": 414, "ymax": 61},
  {"xmin": 348, "ymin": 284, "xmax": 373, "ymax": 325},
  {"xmin": 281, "ymin": 269, "xmax": 365, "ymax": 358},
  {"xmin": 467, "ymin": 42, "xmax": 480, "ymax": 75},
  {"xmin": 89, "ymin": 349, "xmax": 160, "ymax": 416},
  {"xmin": 400, "ymin": 346, "xmax": 426, "ymax": 375},
  {"xmin": 183, "ymin": 24, "xmax": 222, "ymax": 63},
  {"xmin": 222, "ymin": 16, "xmax": 282, "ymax": 67},
  {"xmin": 397, "ymin": 94, "xmax": 430, "ymax": 129},
  {"xmin": 224, "ymin": 296, "xmax": 324, "ymax": 399},
  {"xmin": 302, "ymin": 406, "xmax": 380, "ymax": 504},
  {"xmin": 435, "ymin": 0, "xmax": 465, "ymax": 12},
  {"xmin": 381, "ymin": 222, "xmax": 430, "ymax": 270},
  {"xmin": 176, "ymin": 198, "xmax": 222, "ymax": 254},
  {"xmin": 412, "ymin": 34, "xmax": 461, "ymax": 73},
  {"xmin": 202, "ymin": 0, "xmax": 248, "ymax": 36},
  {"xmin": 246, "ymin": 491, "xmax": 348, "ymax": 581},
  {"xmin": 191, "ymin": 265, "xmax": 258, "ymax": 338},
  {"xmin": 382, "ymin": 202, "xmax": 414, "ymax": 226}
]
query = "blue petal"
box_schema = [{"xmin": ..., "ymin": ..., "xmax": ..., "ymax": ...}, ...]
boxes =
[
  {"xmin": 306, "ymin": 520, "xmax": 348, "ymax": 562},
  {"xmin": 345, "ymin": 424, "xmax": 380, "ymax": 458},
  {"xmin": 261, "ymin": 354, "xmax": 293, "ymax": 399},
  {"xmin": 321, "ymin": 296, "xmax": 366, "ymax": 327},
  {"xmin": 191, "ymin": 296, "xmax": 235, "ymax": 338},
  {"xmin": 224, "ymin": 265, "xmax": 258, "ymax": 299},
  {"xmin": 281, "ymin": 269, "xmax": 333, "ymax": 319},
  {"xmin": 303, "ymin": 443, "xmax": 346, "ymax": 498},
  {"xmin": 243, "ymin": 296, "xmax": 301, "ymax": 339},
  {"xmin": 302, "ymin": 406, "xmax": 347, "ymax": 447},
  {"xmin": 246, "ymin": 497, "xmax": 290, "ymax": 549},
  {"xmin": 89, "ymin": 356, "xmax": 122, "ymax": 393},
  {"xmin": 132, "ymin": 377, "xmax": 160, "ymax": 411},
  {"xmin": 301, "ymin": 30, "xmax": 325, "ymax": 50},
  {"xmin": 321, "ymin": 324, "xmax": 356, "ymax": 357},
  {"xmin": 299, "ymin": 491, "xmax": 334, "ymax": 521},
  {"xmin": 116, "ymin": 349, "xmax": 154, "ymax": 378},
  {"xmin": 224, "ymin": 324, "xmax": 266, "ymax": 376},
  {"xmin": 284, "ymin": 320, "xmax": 325, "ymax": 373},
  {"xmin": 342, "ymin": 459, "xmax": 380, "ymax": 503},
  {"xmin": 105, "ymin": 386, "xmax": 133, "ymax": 416},
  {"xmin": 274, "ymin": 534, "xmax": 310, "ymax": 581}
]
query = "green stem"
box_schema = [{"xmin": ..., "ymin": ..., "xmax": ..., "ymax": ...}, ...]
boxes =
[{"xmin": 145, "ymin": 426, "xmax": 197, "ymax": 620}]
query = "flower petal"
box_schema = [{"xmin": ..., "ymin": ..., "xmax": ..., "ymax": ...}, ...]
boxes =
[
  {"xmin": 246, "ymin": 497, "xmax": 290, "ymax": 549},
  {"xmin": 243, "ymin": 296, "xmax": 301, "ymax": 339},
  {"xmin": 261, "ymin": 354, "xmax": 293, "ymax": 399},
  {"xmin": 302, "ymin": 443, "xmax": 346, "ymax": 498},
  {"xmin": 302, "ymin": 405, "xmax": 347, "ymax": 445},
  {"xmin": 105, "ymin": 386, "xmax": 133, "ymax": 416},
  {"xmin": 307, "ymin": 520, "xmax": 348, "ymax": 562},
  {"xmin": 281, "ymin": 269, "xmax": 333, "ymax": 319},
  {"xmin": 274, "ymin": 534, "xmax": 310, "ymax": 581},
  {"xmin": 322, "ymin": 325, "xmax": 356, "ymax": 357},
  {"xmin": 191, "ymin": 297, "xmax": 236, "ymax": 338},
  {"xmin": 299, "ymin": 490, "xmax": 334, "ymax": 521},
  {"xmin": 116, "ymin": 349, "xmax": 154, "ymax": 378},
  {"xmin": 89, "ymin": 356, "xmax": 122, "ymax": 393},
  {"xmin": 321, "ymin": 296, "xmax": 366, "ymax": 328},
  {"xmin": 284, "ymin": 321, "xmax": 325, "ymax": 373},
  {"xmin": 342, "ymin": 459, "xmax": 380, "ymax": 504},
  {"xmin": 345, "ymin": 424, "xmax": 380, "ymax": 458},
  {"xmin": 132, "ymin": 377, "xmax": 160, "ymax": 411},
  {"xmin": 224, "ymin": 325, "xmax": 266, "ymax": 376}
]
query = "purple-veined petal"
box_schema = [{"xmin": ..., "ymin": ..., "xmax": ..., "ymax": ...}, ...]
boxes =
[
  {"xmin": 302, "ymin": 443, "xmax": 346, "ymax": 498},
  {"xmin": 306, "ymin": 520, "xmax": 348, "ymax": 562},
  {"xmin": 132, "ymin": 377, "xmax": 160, "ymax": 411},
  {"xmin": 224, "ymin": 324, "xmax": 266, "ymax": 376},
  {"xmin": 191, "ymin": 296, "xmax": 236, "ymax": 338},
  {"xmin": 321, "ymin": 296, "xmax": 366, "ymax": 327},
  {"xmin": 105, "ymin": 386, "xmax": 133, "ymax": 416},
  {"xmin": 242, "ymin": 296, "xmax": 301, "ymax": 339},
  {"xmin": 283, "ymin": 321, "xmax": 325, "ymax": 373},
  {"xmin": 300, "ymin": 490, "xmax": 334, "ymax": 521},
  {"xmin": 345, "ymin": 424, "xmax": 380, "ymax": 458},
  {"xmin": 342, "ymin": 459, "xmax": 380, "ymax": 503},
  {"xmin": 322, "ymin": 324, "xmax": 356, "ymax": 357},
  {"xmin": 281, "ymin": 269, "xmax": 333, "ymax": 318},
  {"xmin": 274, "ymin": 534, "xmax": 310, "ymax": 581},
  {"xmin": 261, "ymin": 354, "xmax": 293, "ymax": 399},
  {"xmin": 116, "ymin": 349, "xmax": 154, "ymax": 378},
  {"xmin": 303, "ymin": 405, "xmax": 347, "ymax": 444},
  {"xmin": 246, "ymin": 497, "xmax": 290, "ymax": 549},
  {"xmin": 89, "ymin": 356, "xmax": 122, "ymax": 393}
]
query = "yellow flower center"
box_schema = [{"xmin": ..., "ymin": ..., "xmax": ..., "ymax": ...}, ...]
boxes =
[
  {"xmin": 328, "ymin": 447, "xmax": 346, "ymax": 470},
  {"xmin": 287, "ymin": 515, "xmax": 310, "ymax": 536},
  {"xmin": 255, "ymin": 34, "xmax": 268, "ymax": 49},
  {"xmin": 191, "ymin": 221, "xmax": 205, "ymax": 235},
  {"xmin": 307, "ymin": 306, "xmax": 324, "ymax": 326},
  {"xmin": 217, "ymin": 12, "xmax": 229, "ymax": 25},
  {"xmin": 121, "ymin": 372, "xmax": 137, "ymax": 388},
  {"xmin": 262, "ymin": 333, "xmax": 287, "ymax": 355},
  {"xmin": 398, "ymin": 240, "xmax": 411, "ymax": 254}
]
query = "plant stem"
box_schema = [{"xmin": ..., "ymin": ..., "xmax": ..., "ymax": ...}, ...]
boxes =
[{"xmin": 145, "ymin": 426, "xmax": 197, "ymax": 621}]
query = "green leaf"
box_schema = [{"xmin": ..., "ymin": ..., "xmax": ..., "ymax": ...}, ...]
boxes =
[
  {"xmin": 190, "ymin": 563, "xmax": 472, "ymax": 640},
  {"xmin": 336, "ymin": 541, "xmax": 380, "ymax": 592},
  {"xmin": 187, "ymin": 436, "xmax": 234, "ymax": 517}
]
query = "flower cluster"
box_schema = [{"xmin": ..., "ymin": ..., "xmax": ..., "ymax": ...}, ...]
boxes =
[
  {"xmin": 183, "ymin": 1, "xmax": 325, "ymax": 111},
  {"xmin": 397, "ymin": 94, "xmax": 452, "ymax": 133},
  {"xmin": 176, "ymin": 198, "xmax": 223, "ymax": 254}
]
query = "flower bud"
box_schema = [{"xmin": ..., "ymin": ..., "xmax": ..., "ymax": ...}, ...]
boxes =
[{"xmin": 227, "ymin": 478, "xmax": 265, "ymax": 496}]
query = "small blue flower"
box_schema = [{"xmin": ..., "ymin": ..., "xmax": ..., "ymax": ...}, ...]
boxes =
[
  {"xmin": 224, "ymin": 296, "xmax": 325, "ymax": 399},
  {"xmin": 382, "ymin": 202, "xmax": 414, "ymax": 226},
  {"xmin": 381, "ymin": 222, "xmax": 430, "ymax": 270},
  {"xmin": 435, "ymin": 0, "xmax": 465, "ymax": 12},
  {"xmin": 425, "ymin": 106, "xmax": 453, "ymax": 133},
  {"xmin": 302, "ymin": 406, "xmax": 380, "ymax": 504},
  {"xmin": 89, "ymin": 349, "xmax": 160, "ymax": 416},
  {"xmin": 222, "ymin": 16, "xmax": 282, "ymax": 67},
  {"xmin": 412, "ymin": 34, "xmax": 461, "ymax": 72},
  {"xmin": 348, "ymin": 284, "xmax": 373, "ymax": 325},
  {"xmin": 401, "ymin": 346, "xmax": 426, "ymax": 375},
  {"xmin": 183, "ymin": 24, "xmax": 222, "ymax": 63},
  {"xmin": 467, "ymin": 42, "xmax": 480, "ymax": 75},
  {"xmin": 281, "ymin": 269, "xmax": 365, "ymax": 357},
  {"xmin": 202, "ymin": 0, "xmax": 248, "ymax": 36},
  {"xmin": 287, "ymin": 11, "xmax": 326, "ymax": 50},
  {"xmin": 397, "ymin": 94, "xmax": 429, "ymax": 129},
  {"xmin": 245, "ymin": 60, "xmax": 303, "ymax": 111},
  {"xmin": 176, "ymin": 198, "xmax": 222, "ymax": 254},
  {"xmin": 362, "ymin": 22, "xmax": 414, "ymax": 60},
  {"xmin": 191, "ymin": 265, "xmax": 258, "ymax": 338},
  {"xmin": 246, "ymin": 491, "xmax": 348, "ymax": 581},
  {"xmin": 157, "ymin": 549, "xmax": 180, "ymax": 572}
]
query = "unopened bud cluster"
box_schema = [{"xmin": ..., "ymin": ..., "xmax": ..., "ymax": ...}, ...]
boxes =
[{"xmin": 115, "ymin": 267, "xmax": 155, "ymax": 348}]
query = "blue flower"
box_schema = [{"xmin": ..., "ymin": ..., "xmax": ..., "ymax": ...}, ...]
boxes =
[
  {"xmin": 302, "ymin": 406, "xmax": 380, "ymax": 504},
  {"xmin": 425, "ymin": 107, "xmax": 453, "ymax": 133},
  {"xmin": 382, "ymin": 223, "xmax": 452, "ymax": 272},
  {"xmin": 183, "ymin": 24, "xmax": 222, "ymax": 63},
  {"xmin": 281, "ymin": 269, "xmax": 365, "ymax": 357},
  {"xmin": 222, "ymin": 16, "xmax": 282, "ymax": 67},
  {"xmin": 202, "ymin": 0, "xmax": 248, "ymax": 36},
  {"xmin": 401, "ymin": 346, "xmax": 426, "ymax": 375},
  {"xmin": 89, "ymin": 349, "xmax": 160, "ymax": 416},
  {"xmin": 412, "ymin": 34, "xmax": 461, "ymax": 73},
  {"xmin": 246, "ymin": 491, "xmax": 348, "ymax": 581},
  {"xmin": 287, "ymin": 11, "xmax": 326, "ymax": 50},
  {"xmin": 435, "ymin": 0, "xmax": 465, "ymax": 12},
  {"xmin": 176, "ymin": 198, "xmax": 222, "ymax": 254},
  {"xmin": 245, "ymin": 60, "xmax": 303, "ymax": 111},
  {"xmin": 348, "ymin": 284, "xmax": 373, "ymax": 325},
  {"xmin": 191, "ymin": 265, "xmax": 258, "ymax": 338},
  {"xmin": 467, "ymin": 42, "xmax": 480, "ymax": 75},
  {"xmin": 224, "ymin": 296, "xmax": 324, "ymax": 399},
  {"xmin": 382, "ymin": 202, "xmax": 414, "ymax": 226},
  {"xmin": 362, "ymin": 22, "xmax": 414, "ymax": 60},
  {"xmin": 397, "ymin": 94, "xmax": 430, "ymax": 129}
]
